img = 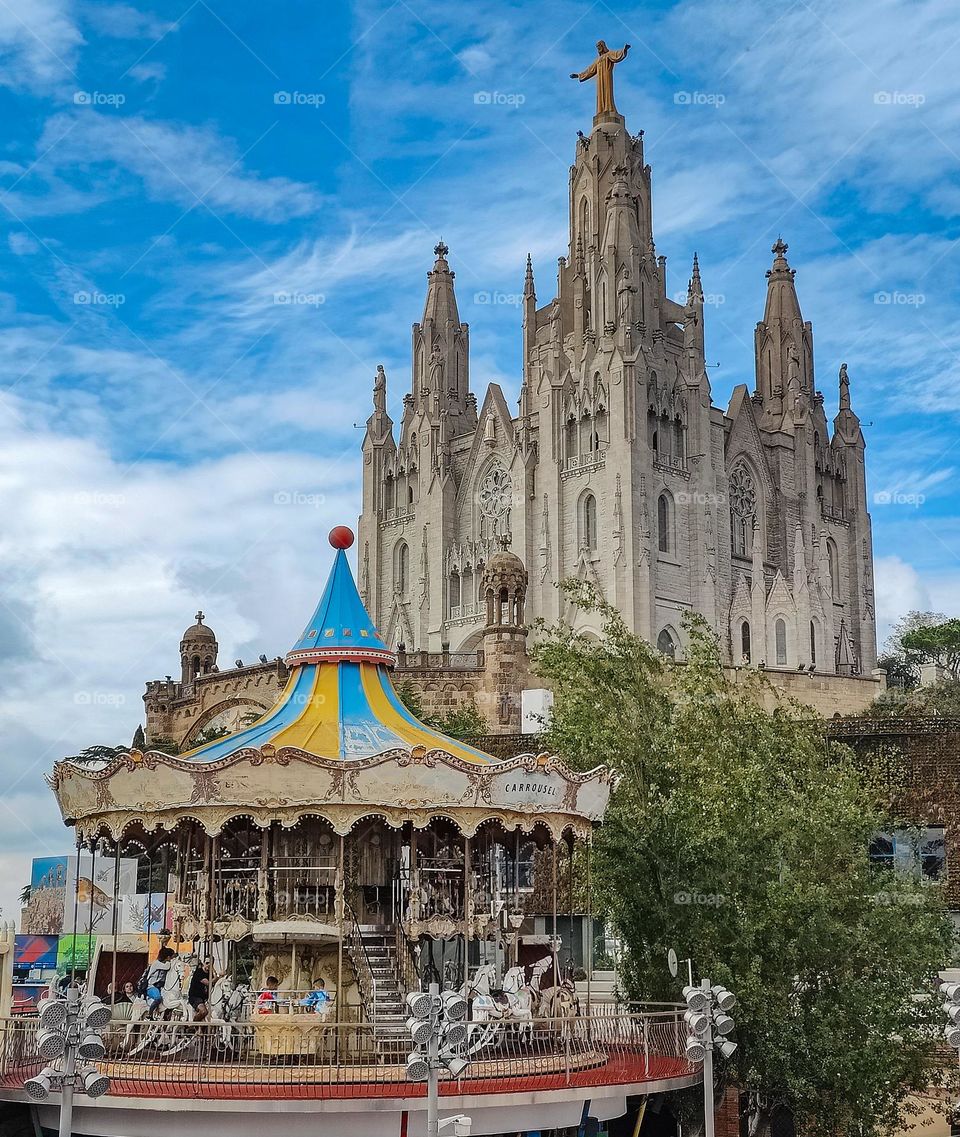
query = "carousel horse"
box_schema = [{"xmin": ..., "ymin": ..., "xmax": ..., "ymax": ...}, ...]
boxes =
[
  {"xmin": 461, "ymin": 963, "xmax": 534, "ymax": 1051},
  {"xmin": 124, "ymin": 953, "xmax": 196, "ymax": 1056},
  {"xmin": 528, "ymin": 954, "xmax": 580, "ymax": 1038},
  {"xmin": 205, "ymin": 977, "xmax": 252, "ymax": 1051}
]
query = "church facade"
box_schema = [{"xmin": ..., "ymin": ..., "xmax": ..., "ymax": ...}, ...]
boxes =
[{"xmin": 358, "ymin": 91, "xmax": 878, "ymax": 683}]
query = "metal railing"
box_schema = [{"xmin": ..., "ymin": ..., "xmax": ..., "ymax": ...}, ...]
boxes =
[
  {"xmin": 343, "ymin": 902, "xmax": 378, "ymax": 1027},
  {"xmin": 0, "ymin": 1008, "xmax": 695, "ymax": 1101}
]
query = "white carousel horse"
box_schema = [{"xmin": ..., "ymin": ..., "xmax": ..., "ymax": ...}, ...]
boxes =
[
  {"xmin": 205, "ymin": 977, "xmax": 252, "ymax": 1051},
  {"xmin": 461, "ymin": 963, "xmax": 534, "ymax": 1051},
  {"xmin": 124, "ymin": 954, "xmax": 196, "ymax": 1055},
  {"xmin": 528, "ymin": 954, "xmax": 580, "ymax": 1038}
]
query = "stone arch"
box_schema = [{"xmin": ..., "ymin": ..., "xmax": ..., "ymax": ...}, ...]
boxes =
[
  {"xmin": 657, "ymin": 626, "xmax": 679, "ymax": 659},
  {"xmin": 579, "ymin": 490, "xmax": 598, "ymax": 551},
  {"xmin": 657, "ymin": 491, "xmax": 674, "ymax": 554}
]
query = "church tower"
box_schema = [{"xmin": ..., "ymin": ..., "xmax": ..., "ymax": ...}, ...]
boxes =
[{"xmin": 358, "ymin": 45, "xmax": 877, "ymax": 699}]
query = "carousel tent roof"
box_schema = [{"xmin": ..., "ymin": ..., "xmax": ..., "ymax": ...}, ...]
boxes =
[{"xmin": 179, "ymin": 527, "xmax": 495, "ymax": 766}]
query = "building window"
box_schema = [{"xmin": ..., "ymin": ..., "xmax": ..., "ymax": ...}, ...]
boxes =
[
  {"xmin": 449, "ymin": 571, "xmax": 461, "ymax": 612},
  {"xmin": 729, "ymin": 464, "xmax": 757, "ymax": 557},
  {"xmin": 657, "ymin": 493, "xmax": 672, "ymax": 554},
  {"xmin": 869, "ymin": 828, "xmax": 945, "ymax": 882},
  {"xmin": 395, "ymin": 541, "xmax": 409, "ymax": 594},
  {"xmin": 582, "ymin": 493, "xmax": 598, "ymax": 550},
  {"xmin": 740, "ymin": 620, "xmax": 751, "ymax": 663},
  {"xmin": 810, "ymin": 620, "xmax": 818, "ymax": 666},
  {"xmin": 826, "ymin": 537, "xmax": 840, "ymax": 598},
  {"xmin": 775, "ymin": 619, "xmax": 787, "ymax": 666},
  {"xmin": 657, "ymin": 628, "xmax": 677, "ymax": 659}
]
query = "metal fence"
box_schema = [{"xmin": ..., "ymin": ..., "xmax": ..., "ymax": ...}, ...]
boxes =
[{"xmin": 0, "ymin": 1007, "xmax": 695, "ymax": 1101}]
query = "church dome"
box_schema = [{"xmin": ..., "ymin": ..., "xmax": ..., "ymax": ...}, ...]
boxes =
[{"xmin": 181, "ymin": 612, "xmax": 216, "ymax": 643}]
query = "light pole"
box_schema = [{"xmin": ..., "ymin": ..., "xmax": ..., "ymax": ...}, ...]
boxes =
[
  {"xmin": 405, "ymin": 982, "xmax": 472, "ymax": 1137},
  {"xmin": 682, "ymin": 978, "xmax": 738, "ymax": 1137},
  {"xmin": 25, "ymin": 985, "xmax": 111, "ymax": 1135}
]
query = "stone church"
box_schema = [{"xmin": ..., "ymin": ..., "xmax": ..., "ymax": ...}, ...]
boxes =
[
  {"xmin": 357, "ymin": 85, "xmax": 878, "ymax": 690},
  {"xmin": 143, "ymin": 67, "xmax": 883, "ymax": 750}
]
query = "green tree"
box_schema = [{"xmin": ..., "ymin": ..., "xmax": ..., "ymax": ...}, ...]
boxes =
[
  {"xmin": 60, "ymin": 744, "xmax": 132, "ymax": 765},
  {"xmin": 395, "ymin": 681, "xmax": 487, "ymax": 741},
  {"xmin": 533, "ymin": 582, "xmax": 953, "ymax": 1137},
  {"xmin": 879, "ymin": 610, "xmax": 948, "ymax": 690},
  {"xmin": 902, "ymin": 617, "xmax": 960, "ymax": 681}
]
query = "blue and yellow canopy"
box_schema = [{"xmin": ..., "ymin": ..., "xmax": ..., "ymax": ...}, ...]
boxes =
[{"xmin": 181, "ymin": 528, "xmax": 494, "ymax": 766}]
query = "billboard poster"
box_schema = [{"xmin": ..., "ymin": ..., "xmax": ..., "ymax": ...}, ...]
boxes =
[
  {"xmin": 57, "ymin": 934, "xmax": 95, "ymax": 971},
  {"xmin": 123, "ymin": 894, "xmax": 174, "ymax": 936},
  {"xmin": 14, "ymin": 935, "xmax": 59, "ymax": 970},
  {"xmin": 25, "ymin": 857, "xmax": 70, "ymax": 934}
]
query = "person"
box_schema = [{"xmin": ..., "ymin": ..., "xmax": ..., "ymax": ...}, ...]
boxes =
[
  {"xmin": 256, "ymin": 975, "xmax": 280, "ymax": 1014},
  {"xmin": 188, "ymin": 959, "xmax": 210, "ymax": 1021},
  {"xmin": 144, "ymin": 947, "xmax": 176, "ymax": 1019},
  {"xmin": 119, "ymin": 981, "xmax": 136, "ymax": 1003},
  {"xmin": 298, "ymin": 978, "xmax": 331, "ymax": 1015}
]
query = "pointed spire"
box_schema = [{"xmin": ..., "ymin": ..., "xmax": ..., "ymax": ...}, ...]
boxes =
[
  {"xmin": 793, "ymin": 523, "xmax": 807, "ymax": 580},
  {"xmin": 751, "ymin": 517, "xmax": 764, "ymax": 587},
  {"xmin": 524, "ymin": 253, "xmax": 536, "ymax": 298},
  {"xmin": 422, "ymin": 240, "xmax": 461, "ymax": 327},
  {"xmin": 690, "ymin": 251, "xmax": 702, "ymax": 297},
  {"xmin": 763, "ymin": 238, "xmax": 802, "ymax": 325}
]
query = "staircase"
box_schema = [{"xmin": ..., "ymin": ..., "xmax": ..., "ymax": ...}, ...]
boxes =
[
  {"xmin": 575, "ymin": 968, "xmax": 619, "ymax": 1008},
  {"xmin": 344, "ymin": 926, "xmax": 410, "ymax": 1039}
]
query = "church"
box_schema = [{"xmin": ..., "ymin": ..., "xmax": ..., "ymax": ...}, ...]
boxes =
[
  {"xmin": 144, "ymin": 49, "xmax": 883, "ymax": 751},
  {"xmin": 357, "ymin": 48, "xmax": 878, "ymax": 696}
]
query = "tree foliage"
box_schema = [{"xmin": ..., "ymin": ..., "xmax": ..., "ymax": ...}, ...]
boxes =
[
  {"xmin": 879, "ymin": 610, "xmax": 948, "ymax": 690},
  {"xmin": 395, "ymin": 680, "xmax": 487, "ymax": 741},
  {"xmin": 902, "ymin": 617, "xmax": 960, "ymax": 681},
  {"xmin": 533, "ymin": 582, "xmax": 954, "ymax": 1137}
]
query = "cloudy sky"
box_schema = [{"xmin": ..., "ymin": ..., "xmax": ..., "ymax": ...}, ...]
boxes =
[{"xmin": 0, "ymin": 0, "xmax": 957, "ymax": 921}]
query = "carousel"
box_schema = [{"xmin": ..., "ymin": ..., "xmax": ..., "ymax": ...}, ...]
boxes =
[{"xmin": 0, "ymin": 527, "xmax": 697, "ymax": 1137}]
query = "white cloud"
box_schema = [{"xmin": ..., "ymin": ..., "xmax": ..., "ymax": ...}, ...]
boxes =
[
  {"xmin": 0, "ymin": 0, "xmax": 82, "ymax": 91},
  {"xmin": 36, "ymin": 112, "xmax": 324, "ymax": 221},
  {"xmin": 874, "ymin": 555, "xmax": 932, "ymax": 645}
]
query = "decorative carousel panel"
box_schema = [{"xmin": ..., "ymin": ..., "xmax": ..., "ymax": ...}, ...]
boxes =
[{"xmin": 49, "ymin": 747, "xmax": 614, "ymax": 838}]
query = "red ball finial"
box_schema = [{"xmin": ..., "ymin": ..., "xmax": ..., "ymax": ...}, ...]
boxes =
[{"xmin": 328, "ymin": 525, "xmax": 354, "ymax": 550}]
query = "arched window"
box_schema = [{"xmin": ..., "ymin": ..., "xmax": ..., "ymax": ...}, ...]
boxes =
[
  {"xmin": 582, "ymin": 493, "xmax": 598, "ymax": 550},
  {"xmin": 657, "ymin": 628, "xmax": 677, "ymax": 659},
  {"xmin": 657, "ymin": 493, "xmax": 672, "ymax": 554},
  {"xmin": 775, "ymin": 618, "xmax": 787, "ymax": 666},
  {"xmin": 740, "ymin": 620, "xmax": 751, "ymax": 663},
  {"xmin": 810, "ymin": 620, "xmax": 818, "ymax": 666},
  {"xmin": 729, "ymin": 463, "xmax": 757, "ymax": 557},
  {"xmin": 385, "ymin": 475, "xmax": 396, "ymax": 512},
  {"xmin": 449, "ymin": 571, "xmax": 461, "ymax": 613},
  {"xmin": 566, "ymin": 415, "xmax": 578, "ymax": 460},
  {"xmin": 826, "ymin": 538, "xmax": 840, "ymax": 598},
  {"xmin": 408, "ymin": 484, "xmax": 415, "ymax": 505},
  {"xmin": 579, "ymin": 197, "xmax": 590, "ymax": 246},
  {"xmin": 395, "ymin": 541, "xmax": 409, "ymax": 594}
]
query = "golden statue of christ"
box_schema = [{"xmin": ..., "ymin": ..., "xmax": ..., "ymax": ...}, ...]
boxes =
[{"xmin": 570, "ymin": 40, "xmax": 632, "ymax": 117}]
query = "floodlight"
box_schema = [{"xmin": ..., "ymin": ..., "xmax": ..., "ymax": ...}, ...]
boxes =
[
  {"xmin": 945, "ymin": 1002, "xmax": 960, "ymax": 1024},
  {"xmin": 442, "ymin": 1021, "xmax": 468, "ymax": 1048},
  {"xmin": 712, "ymin": 986, "xmax": 736, "ymax": 1011},
  {"xmin": 78, "ymin": 1032, "xmax": 107, "ymax": 1060},
  {"xmin": 717, "ymin": 1038, "xmax": 738, "ymax": 1059},
  {"xmin": 23, "ymin": 1068, "xmax": 55, "ymax": 1101},
  {"xmin": 407, "ymin": 1015, "xmax": 435, "ymax": 1046},
  {"xmin": 945, "ymin": 1024, "xmax": 960, "ymax": 1049},
  {"xmin": 36, "ymin": 1028, "xmax": 66, "ymax": 1061},
  {"xmin": 940, "ymin": 982, "xmax": 960, "ymax": 1001},
  {"xmin": 81, "ymin": 1067, "xmax": 110, "ymax": 1098},
  {"xmin": 443, "ymin": 1054, "xmax": 470, "ymax": 1078},
  {"xmin": 684, "ymin": 1037, "xmax": 707, "ymax": 1063},
  {"xmin": 83, "ymin": 999, "xmax": 112, "ymax": 1031},
  {"xmin": 684, "ymin": 1009, "xmax": 710, "ymax": 1036},
  {"xmin": 441, "ymin": 991, "xmax": 468, "ymax": 1022},
  {"xmin": 713, "ymin": 1013, "xmax": 735, "ymax": 1037},
  {"xmin": 405, "ymin": 1052, "xmax": 430, "ymax": 1082},
  {"xmin": 682, "ymin": 984, "xmax": 709, "ymax": 1012},
  {"xmin": 37, "ymin": 997, "xmax": 67, "ymax": 1031},
  {"xmin": 407, "ymin": 990, "xmax": 436, "ymax": 1020}
]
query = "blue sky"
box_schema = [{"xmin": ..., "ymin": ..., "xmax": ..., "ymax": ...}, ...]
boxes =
[{"xmin": 0, "ymin": 0, "xmax": 958, "ymax": 918}]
